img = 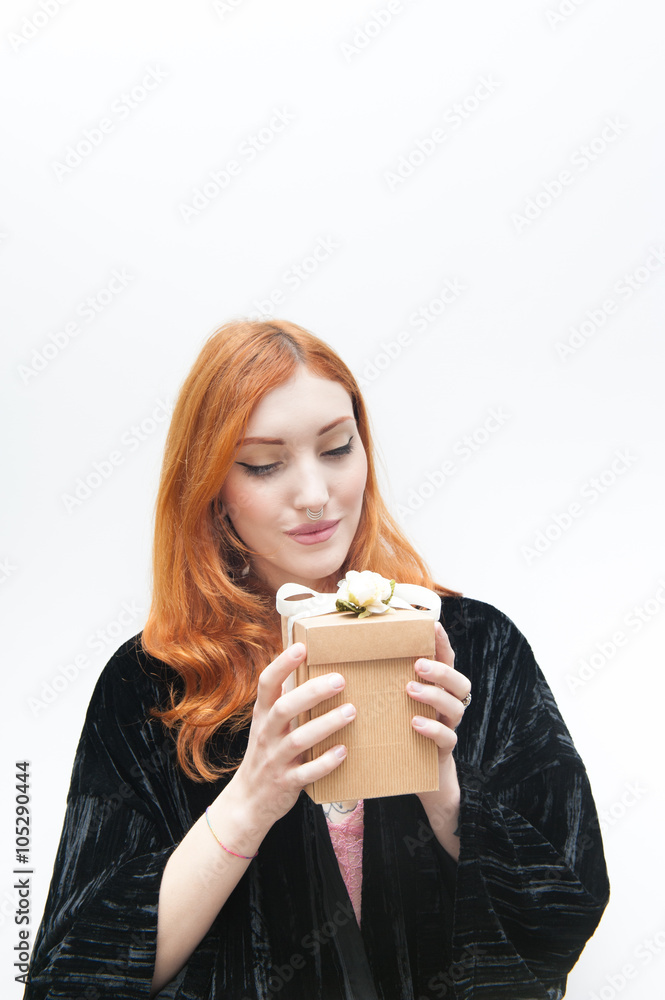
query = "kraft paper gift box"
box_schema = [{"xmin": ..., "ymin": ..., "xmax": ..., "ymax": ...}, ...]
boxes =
[{"xmin": 277, "ymin": 585, "xmax": 441, "ymax": 804}]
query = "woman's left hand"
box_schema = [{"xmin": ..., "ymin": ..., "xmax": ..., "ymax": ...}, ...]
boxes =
[{"xmin": 406, "ymin": 621, "xmax": 471, "ymax": 853}]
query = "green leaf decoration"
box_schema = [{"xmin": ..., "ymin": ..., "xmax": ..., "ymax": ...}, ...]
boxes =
[{"xmin": 335, "ymin": 599, "xmax": 362, "ymax": 614}]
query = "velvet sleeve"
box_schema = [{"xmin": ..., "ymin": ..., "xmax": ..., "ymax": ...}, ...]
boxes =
[
  {"xmin": 444, "ymin": 599, "xmax": 610, "ymax": 1000},
  {"xmin": 23, "ymin": 641, "xmax": 215, "ymax": 1000}
]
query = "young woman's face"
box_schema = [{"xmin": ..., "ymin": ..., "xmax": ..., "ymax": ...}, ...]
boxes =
[{"xmin": 219, "ymin": 368, "xmax": 368, "ymax": 594}]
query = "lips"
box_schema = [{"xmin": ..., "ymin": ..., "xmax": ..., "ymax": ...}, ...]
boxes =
[
  {"xmin": 286, "ymin": 519, "xmax": 340, "ymax": 545},
  {"xmin": 287, "ymin": 519, "xmax": 339, "ymax": 536}
]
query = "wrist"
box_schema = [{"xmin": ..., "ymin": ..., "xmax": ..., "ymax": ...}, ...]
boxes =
[
  {"xmin": 207, "ymin": 776, "xmax": 271, "ymax": 856},
  {"xmin": 417, "ymin": 756, "xmax": 461, "ymax": 859}
]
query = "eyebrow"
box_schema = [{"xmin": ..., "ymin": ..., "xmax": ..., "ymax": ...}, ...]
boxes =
[{"xmin": 239, "ymin": 416, "xmax": 355, "ymax": 447}]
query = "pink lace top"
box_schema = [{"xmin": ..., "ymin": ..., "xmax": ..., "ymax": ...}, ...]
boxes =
[{"xmin": 325, "ymin": 800, "xmax": 364, "ymax": 927}]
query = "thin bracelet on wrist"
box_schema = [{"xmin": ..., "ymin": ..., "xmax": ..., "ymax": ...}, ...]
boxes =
[{"xmin": 205, "ymin": 807, "xmax": 259, "ymax": 860}]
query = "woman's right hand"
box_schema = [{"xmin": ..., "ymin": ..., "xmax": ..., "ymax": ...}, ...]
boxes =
[{"xmin": 229, "ymin": 641, "xmax": 355, "ymax": 834}]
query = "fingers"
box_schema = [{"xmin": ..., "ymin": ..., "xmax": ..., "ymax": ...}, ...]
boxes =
[
  {"xmin": 407, "ymin": 623, "xmax": 471, "ymax": 732},
  {"xmin": 278, "ymin": 700, "xmax": 357, "ymax": 766},
  {"xmin": 408, "ymin": 680, "xmax": 466, "ymax": 730},
  {"xmin": 256, "ymin": 642, "xmax": 308, "ymax": 713},
  {"xmin": 411, "ymin": 713, "xmax": 458, "ymax": 753},
  {"xmin": 256, "ymin": 643, "xmax": 357, "ymax": 753},
  {"xmin": 434, "ymin": 621, "xmax": 455, "ymax": 667},
  {"xmin": 413, "ymin": 658, "xmax": 470, "ymax": 701},
  {"xmin": 238, "ymin": 645, "xmax": 353, "ymax": 822},
  {"xmin": 293, "ymin": 743, "xmax": 350, "ymax": 788},
  {"xmin": 270, "ymin": 668, "xmax": 353, "ymax": 735}
]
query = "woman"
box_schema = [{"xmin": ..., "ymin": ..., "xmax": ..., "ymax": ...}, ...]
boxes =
[{"xmin": 25, "ymin": 319, "xmax": 609, "ymax": 999}]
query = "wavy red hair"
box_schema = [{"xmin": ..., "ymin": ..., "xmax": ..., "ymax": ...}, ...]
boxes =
[{"xmin": 142, "ymin": 318, "xmax": 460, "ymax": 782}]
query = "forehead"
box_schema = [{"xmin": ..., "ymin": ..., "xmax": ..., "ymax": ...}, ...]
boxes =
[{"xmin": 244, "ymin": 369, "xmax": 354, "ymax": 437}]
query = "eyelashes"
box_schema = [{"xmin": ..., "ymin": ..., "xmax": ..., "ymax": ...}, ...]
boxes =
[
  {"xmin": 238, "ymin": 461, "xmax": 279, "ymax": 478},
  {"xmin": 324, "ymin": 438, "xmax": 354, "ymax": 459},
  {"xmin": 237, "ymin": 437, "xmax": 354, "ymax": 478}
]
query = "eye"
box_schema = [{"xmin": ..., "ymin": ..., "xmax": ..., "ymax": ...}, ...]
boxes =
[
  {"xmin": 323, "ymin": 436, "xmax": 354, "ymax": 459},
  {"xmin": 236, "ymin": 462, "xmax": 280, "ymax": 478}
]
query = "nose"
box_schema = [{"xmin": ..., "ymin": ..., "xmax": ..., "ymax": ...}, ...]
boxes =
[{"xmin": 292, "ymin": 461, "xmax": 330, "ymax": 515}]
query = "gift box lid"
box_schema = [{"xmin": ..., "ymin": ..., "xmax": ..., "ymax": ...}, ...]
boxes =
[{"xmin": 290, "ymin": 607, "xmax": 435, "ymax": 665}]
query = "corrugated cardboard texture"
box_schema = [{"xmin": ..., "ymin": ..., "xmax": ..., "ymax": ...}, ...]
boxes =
[{"xmin": 282, "ymin": 608, "xmax": 440, "ymax": 803}]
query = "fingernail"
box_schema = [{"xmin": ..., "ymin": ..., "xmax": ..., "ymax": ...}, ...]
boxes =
[
  {"xmin": 340, "ymin": 703, "xmax": 356, "ymax": 718},
  {"xmin": 334, "ymin": 745, "xmax": 347, "ymax": 759},
  {"xmin": 329, "ymin": 673, "xmax": 345, "ymax": 689},
  {"xmin": 408, "ymin": 681, "xmax": 423, "ymax": 693},
  {"xmin": 416, "ymin": 660, "xmax": 431, "ymax": 673},
  {"xmin": 290, "ymin": 643, "xmax": 305, "ymax": 659},
  {"xmin": 412, "ymin": 716, "xmax": 427, "ymax": 728}
]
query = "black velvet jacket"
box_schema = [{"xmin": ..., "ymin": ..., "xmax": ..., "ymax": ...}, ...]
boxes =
[{"xmin": 24, "ymin": 596, "xmax": 610, "ymax": 999}]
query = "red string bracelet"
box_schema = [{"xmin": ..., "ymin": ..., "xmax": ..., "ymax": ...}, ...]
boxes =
[{"xmin": 205, "ymin": 807, "xmax": 258, "ymax": 860}]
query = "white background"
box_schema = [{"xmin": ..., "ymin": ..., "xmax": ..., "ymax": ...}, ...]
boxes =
[{"xmin": 2, "ymin": 1, "xmax": 664, "ymax": 997}]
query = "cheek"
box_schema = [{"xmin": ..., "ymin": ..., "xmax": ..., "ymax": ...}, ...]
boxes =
[
  {"xmin": 219, "ymin": 474, "xmax": 272, "ymax": 526},
  {"xmin": 338, "ymin": 452, "xmax": 368, "ymax": 505}
]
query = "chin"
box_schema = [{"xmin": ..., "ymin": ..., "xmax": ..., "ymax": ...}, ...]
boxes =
[{"xmin": 292, "ymin": 549, "xmax": 348, "ymax": 589}]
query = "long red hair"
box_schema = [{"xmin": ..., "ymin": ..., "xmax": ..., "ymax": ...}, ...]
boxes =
[{"xmin": 142, "ymin": 318, "xmax": 460, "ymax": 782}]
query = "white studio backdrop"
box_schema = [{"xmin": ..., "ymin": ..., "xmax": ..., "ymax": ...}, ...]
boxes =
[{"xmin": 2, "ymin": 1, "xmax": 664, "ymax": 996}]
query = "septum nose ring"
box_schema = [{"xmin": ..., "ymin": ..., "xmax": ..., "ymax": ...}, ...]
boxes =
[{"xmin": 306, "ymin": 507, "xmax": 324, "ymax": 521}]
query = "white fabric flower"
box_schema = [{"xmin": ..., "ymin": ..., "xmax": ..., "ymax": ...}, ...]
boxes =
[{"xmin": 336, "ymin": 570, "xmax": 395, "ymax": 617}]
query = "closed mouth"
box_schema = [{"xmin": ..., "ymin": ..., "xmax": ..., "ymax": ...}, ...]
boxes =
[{"xmin": 286, "ymin": 519, "xmax": 339, "ymax": 536}]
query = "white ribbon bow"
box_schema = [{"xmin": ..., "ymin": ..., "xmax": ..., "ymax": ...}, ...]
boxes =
[{"xmin": 275, "ymin": 581, "xmax": 442, "ymax": 646}]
